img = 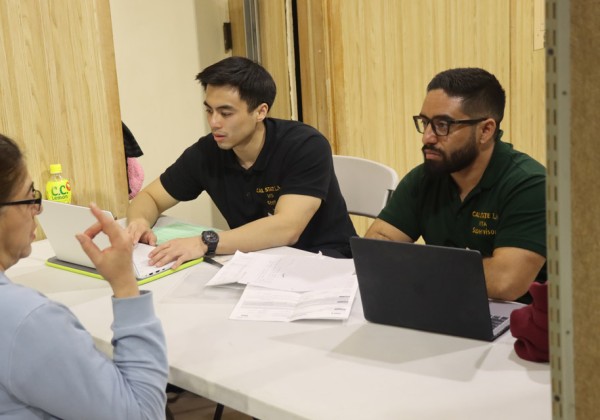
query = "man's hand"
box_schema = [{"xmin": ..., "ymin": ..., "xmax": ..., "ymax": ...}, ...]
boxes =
[
  {"xmin": 76, "ymin": 203, "xmax": 139, "ymax": 298},
  {"xmin": 148, "ymin": 236, "xmax": 207, "ymax": 269},
  {"xmin": 126, "ymin": 179, "xmax": 179, "ymax": 245},
  {"xmin": 127, "ymin": 218, "xmax": 158, "ymax": 246}
]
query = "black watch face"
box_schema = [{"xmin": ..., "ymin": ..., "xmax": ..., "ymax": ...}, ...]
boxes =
[{"xmin": 203, "ymin": 231, "xmax": 219, "ymax": 244}]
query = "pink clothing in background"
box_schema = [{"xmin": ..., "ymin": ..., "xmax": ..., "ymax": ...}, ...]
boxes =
[{"xmin": 127, "ymin": 157, "xmax": 144, "ymax": 199}]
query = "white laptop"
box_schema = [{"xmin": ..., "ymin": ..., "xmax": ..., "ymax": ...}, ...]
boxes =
[{"xmin": 37, "ymin": 200, "xmax": 175, "ymax": 280}]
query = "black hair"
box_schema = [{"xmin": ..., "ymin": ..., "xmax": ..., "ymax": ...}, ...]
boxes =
[
  {"xmin": 196, "ymin": 56, "xmax": 277, "ymax": 111},
  {"xmin": 0, "ymin": 134, "xmax": 25, "ymax": 203},
  {"xmin": 427, "ymin": 68, "xmax": 506, "ymax": 130}
]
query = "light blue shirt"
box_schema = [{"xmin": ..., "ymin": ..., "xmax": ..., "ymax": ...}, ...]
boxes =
[{"xmin": 0, "ymin": 272, "xmax": 168, "ymax": 419}]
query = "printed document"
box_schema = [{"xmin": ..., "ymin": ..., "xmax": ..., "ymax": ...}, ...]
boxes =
[
  {"xmin": 229, "ymin": 283, "xmax": 358, "ymax": 322},
  {"xmin": 205, "ymin": 251, "xmax": 358, "ymax": 321},
  {"xmin": 206, "ymin": 251, "xmax": 356, "ymax": 292}
]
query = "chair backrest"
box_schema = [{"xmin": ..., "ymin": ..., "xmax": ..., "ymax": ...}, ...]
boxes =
[{"xmin": 332, "ymin": 155, "xmax": 399, "ymax": 218}]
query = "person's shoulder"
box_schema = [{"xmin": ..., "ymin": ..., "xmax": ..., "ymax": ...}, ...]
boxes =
[
  {"xmin": 396, "ymin": 164, "xmax": 439, "ymax": 195},
  {"xmin": 400, "ymin": 163, "xmax": 428, "ymax": 183},
  {"xmin": 267, "ymin": 117, "xmax": 305, "ymax": 129},
  {"xmin": 0, "ymin": 281, "xmax": 53, "ymax": 330},
  {"xmin": 514, "ymin": 152, "xmax": 545, "ymax": 175},
  {"xmin": 267, "ymin": 118, "xmax": 324, "ymax": 139},
  {"xmin": 194, "ymin": 132, "xmax": 219, "ymax": 148},
  {"xmin": 500, "ymin": 141, "xmax": 546, "ymax": 177},
  {"xmin": 0, "ymin": 280, "xmax": 47, "ymax": 309},
  {"xmin": 180, "ymin": 133, "xmax": 220, "ymax": 157},
  {"xmin": 491, "ymin": 141, "xmax": 545, "ymax": 197}
]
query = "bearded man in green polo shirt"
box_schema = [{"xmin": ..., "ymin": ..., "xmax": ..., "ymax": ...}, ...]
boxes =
[{"xmin": 366, "ymin": 68, "xmax": 546, "ymax": 303}]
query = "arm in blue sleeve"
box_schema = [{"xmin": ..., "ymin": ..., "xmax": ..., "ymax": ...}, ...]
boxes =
[{"xmin": 8, "ymin": 291, "xmax": 168, "ymax": 420}]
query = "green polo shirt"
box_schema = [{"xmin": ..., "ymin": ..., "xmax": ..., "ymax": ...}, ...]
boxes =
[{"xmin": 379, "ymin": 139, "xmax": 546, "ymax": 281}]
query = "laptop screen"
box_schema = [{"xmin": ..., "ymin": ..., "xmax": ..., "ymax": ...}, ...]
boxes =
[{"xmin": 37, "ymin": 200, "xmax": 113, "ymax": 268}]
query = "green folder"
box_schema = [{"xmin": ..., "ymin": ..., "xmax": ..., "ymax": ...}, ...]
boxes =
[{"xmin": 154, "ymin": 222, "xmax": 217, "ymax": 244}]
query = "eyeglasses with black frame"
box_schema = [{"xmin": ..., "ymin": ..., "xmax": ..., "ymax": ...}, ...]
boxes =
[
  {"xmin": 0, "ymin": 189, "xmax": 43, "ymax": 213},
  {"xmin": 413, "ymin": 115, "xmax": 487, "ymax": 136}
]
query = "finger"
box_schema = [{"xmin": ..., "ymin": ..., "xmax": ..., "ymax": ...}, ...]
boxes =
[
  {"xmin": 152, "ymin": 254, "xmax": 170, "ymax": 267},
  {"xmin": 148, "ymin": 242, "xmax": 166, "ymax": 259},
  {"xmin": 126, "ymin": 225, "xmax": 142, "ymax": 244},
  {"xmin": 143, "ymin": 231, "xmax": 158, "ymax": 246},
  {"xmin": 76, "ymin": 233, "xmax": 101, "ymax": 264},
  {"xmin": 82, "ymin": 221, "xmax": 102, "ymax": 239},
  {"xmin": 137, "ymin": 229, "xmax": 156, "ymax": 246},
  {"xmin": 147, "ymin": 247, "xmax": 164, "ymax": 266},
  {"xmin": 172, "ymin": 256, "xmax": 186, "ymax": 270},
  {"xmin": 152, "ymin": 251, "xmax": 177, "ymax": 267},
  {"xmin": 89, "ymin": 203, "xmax": 122, "ymax": 241}
]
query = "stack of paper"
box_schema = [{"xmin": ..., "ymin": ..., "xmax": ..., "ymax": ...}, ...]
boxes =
[{"xmin": 206, "ymin": 251, "xmax": 358, "ymax": 322}]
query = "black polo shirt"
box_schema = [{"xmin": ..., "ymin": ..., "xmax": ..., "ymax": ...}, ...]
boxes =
[
  {"xmin": 160, "ymin": 118, "xmax": 356, "ymax": 256},
  {"xmin": 379, "ymin": 139, "xmax": 547, "ymax": 284}
]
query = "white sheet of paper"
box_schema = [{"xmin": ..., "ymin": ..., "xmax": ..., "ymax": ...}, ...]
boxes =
[
  {"xmin": 204, "ymin": 251, "xmax": 268, "ymax": 286},
  {"xmin": 206, "ymin": 251, "xmax": 356, "ymax": 292},
  {"xmin": 229, "ymin": 282, "xmax": 358, "ymax": 322}
]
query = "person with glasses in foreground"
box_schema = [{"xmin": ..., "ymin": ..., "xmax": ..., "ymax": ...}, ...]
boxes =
[
  {"xmin": 0, "ymin": 134, "xmax": 168, "ymax": 418},
  {"xmin": 366, "ymin": 68, "xmax": 546, "ymax": 303}
]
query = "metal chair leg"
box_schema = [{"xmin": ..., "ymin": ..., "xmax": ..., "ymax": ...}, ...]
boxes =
[
  {"xmin": 165, "ymin": 405, "xmax": 175, "ymax": 420},
  {"xmin": 213, "ymin": 403, "xmax": 224, "ymax": 420}
]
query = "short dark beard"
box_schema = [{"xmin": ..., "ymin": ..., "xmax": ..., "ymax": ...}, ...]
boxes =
[{"xmin": 423, "ymin": 134, "xmax": 479, "ymax": 176}]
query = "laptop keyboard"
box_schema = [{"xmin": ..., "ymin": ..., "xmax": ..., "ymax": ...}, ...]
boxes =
[{"xmin": 491, "ymin": 315, "xmax": 509, "ymax": 329}]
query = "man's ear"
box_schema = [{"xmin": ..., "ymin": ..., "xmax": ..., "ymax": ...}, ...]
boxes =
[
  {"xmin": 255, "ymin": 103, "xmax": 269, "ymax": 122},
  {"xmin": 479, "ymin": 118, "xmax": 497, "ymax": 144}
]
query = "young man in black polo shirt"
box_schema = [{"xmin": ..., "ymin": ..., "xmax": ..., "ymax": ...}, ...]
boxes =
[
  {"xmin": 366, "ymin": 68, "xmax": 546, "ymax": 303},
  {"xmin": 127, "ymin": 57, "xmax": 356, "ymax": 267}
]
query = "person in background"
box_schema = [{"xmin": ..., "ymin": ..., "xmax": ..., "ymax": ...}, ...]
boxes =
[
  {"xmin": 0, "ymin": 134, "xmax": 168, "ymax": 419},
  {"xmin": 127, "ymin": 56, "xmax": 356, "ymax": 267},
  {"xmin": 366, "ymin": 68, "xmax": 546, "ymax": 303},
  {"xmin": 122, "ymin": 122, "xmax": 145, "ymax": 199}
]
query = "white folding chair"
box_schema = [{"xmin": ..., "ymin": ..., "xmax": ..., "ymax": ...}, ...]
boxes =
[{"xmin": 332, "ymin": 155, "xmax": 399, "ymax": 218}]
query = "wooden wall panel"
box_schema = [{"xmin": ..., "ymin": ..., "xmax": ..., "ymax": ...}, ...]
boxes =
[
  {"xmin": 229, "ymin": 0, "xmax": 246, "ymax": 57},
  {"xmin": 296, "ymin": 0, "xmax": 334, "ymax": 141},
  {"xmin": 569, "ymin": 0, "xmax": 600, "ymax": 417},
  {"xmin": 509, "ymin": 0, "xmax": 546, "ymax": 163},
  {"xmin": 258, "ymin": 0, "xmax": 294, "ymax": 119},
  {"xmin": 228, "ymin": 0, "xmax": 294, "ymax": 120},
  {"xmin": 0, "ymin": 0, "xmax": 127, "ymax": 221},
  {"xmin": 296, "ymin": 0, "xmax": 546, "ymax": 234}
]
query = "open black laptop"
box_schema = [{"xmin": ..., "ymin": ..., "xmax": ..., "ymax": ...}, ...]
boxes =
[{"xmin": 350, "ymin": 237, "xmax": 524, "ymax": 341}]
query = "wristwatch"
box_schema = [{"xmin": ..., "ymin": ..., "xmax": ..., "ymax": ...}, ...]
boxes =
[{"xmin": 201, "ymin": 230, "xmax": 219, "ymax": 255}]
